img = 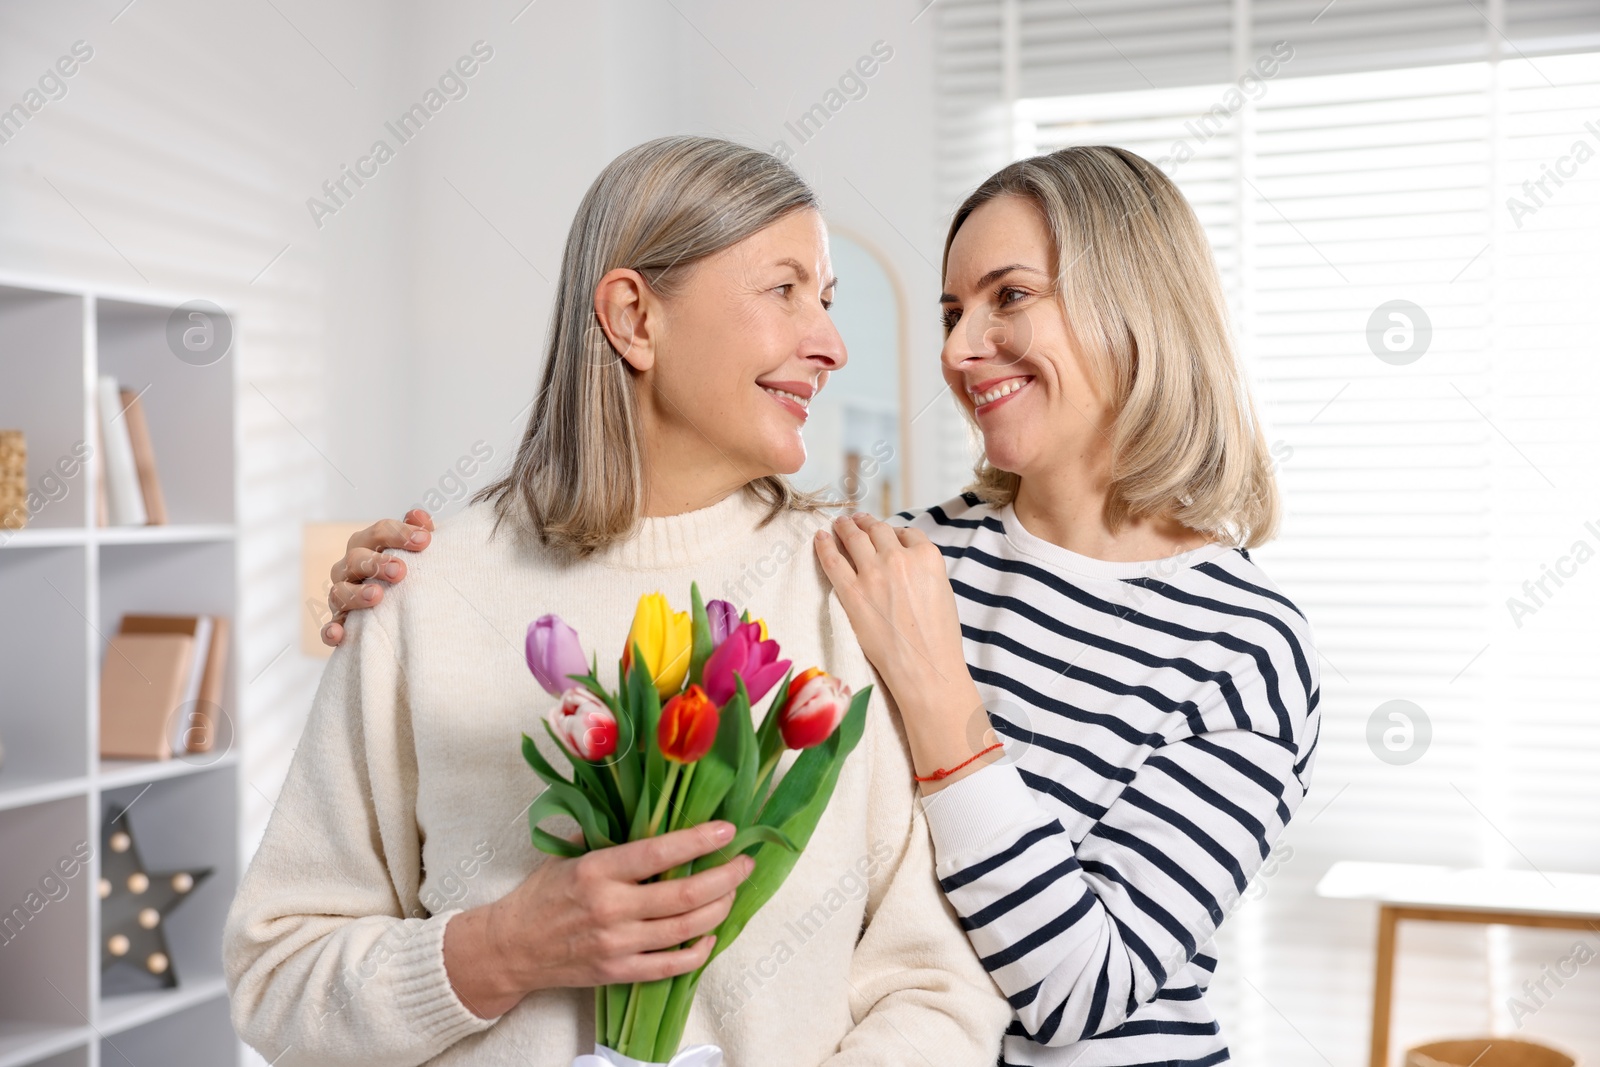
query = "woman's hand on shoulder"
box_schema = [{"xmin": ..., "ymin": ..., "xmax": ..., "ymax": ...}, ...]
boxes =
[
  {"xmin": 813, "ymin": 511, "xmax": 968, "ymax": 702},
  {"xmin": 814, "ymin": 512, "xmax": 1001, "ymax": 790},
  {"xmin": 322, "ymin": 509, "xmax": 435, "ymax": 647}
]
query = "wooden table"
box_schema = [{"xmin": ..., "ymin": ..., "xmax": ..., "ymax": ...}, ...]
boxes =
[{"xmin": 1315, "ymin": 861, "xmax": 1600, "ymax": 1067}]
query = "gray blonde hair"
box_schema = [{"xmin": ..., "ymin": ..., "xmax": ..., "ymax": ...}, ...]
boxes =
[
  {"xmin": 945, "ymin": 145, "xmax": 1281, "ymax": 548},
  {"xmin": 478, "ymin": 136, "xmax": 828, "ymax": 555}
]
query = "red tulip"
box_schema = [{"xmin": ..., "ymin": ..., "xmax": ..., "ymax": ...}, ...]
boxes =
[
  {"xmin": 548, "ymin": 687, "xmax": 619, "ymax": 761},
  {"xmin": 658, "ymin": 684, "xmax": 719, "ymax": 763},
  {"xmin": 780, "ymin": 667, "xmax": 851, "ymax": 750}
]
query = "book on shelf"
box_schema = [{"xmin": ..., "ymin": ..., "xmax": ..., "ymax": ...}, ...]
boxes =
[
  {"xmin": 120, "ymin": 386, "xmax": 168, "ymax": 524},
  {"xmin": 94, "ymin": 375, "xmax": 167, "ymax": 526},
  {"xmin": 100, "ymin": 613, "xmax": 230, "ymax": 759}
]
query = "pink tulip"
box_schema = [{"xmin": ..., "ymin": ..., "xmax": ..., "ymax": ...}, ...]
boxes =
[
  {"xmin": 526, "ymin": 615, "xmax": 589, "ymax": 696},
  {"xmin": 702, "ymin": 621, "xmax": 790, "ymax": 707},
  {"xmin": 780, "ymin": 667, "xmax": 850, "ymax": 750},
  {"xmin": 548, "ymin": 686, "xmax": 619, "ymax": 760}
]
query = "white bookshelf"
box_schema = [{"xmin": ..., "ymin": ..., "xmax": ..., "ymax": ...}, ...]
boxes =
[{"xmin": 0, "ymin": 280, "xmax": 242, "ymax": 1067}]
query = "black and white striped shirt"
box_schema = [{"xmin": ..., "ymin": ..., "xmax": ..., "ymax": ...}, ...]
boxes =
[{"xmin": 894, "ymin": 493, "xmax": 1320, "ymax": 1067}]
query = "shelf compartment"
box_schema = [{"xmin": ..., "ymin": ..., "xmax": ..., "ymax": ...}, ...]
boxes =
[
  {"xmin": 95, "ymin": 540, "xmax": 238, "ymax": 765},
  {"xmin": 0, "ymin": 546, "xmax": 90, "ymax": 784},
  {"xmin": 97, "ymin": 767, "xmax": 236, "ymax": 1017},
  {"xmin": 97, "ymin": 540, "xmax": 236, "ymax": 638},
  {"xmin": 0, "ymin": 286, "xmax": 88, "ymax": 532},
  {"xmin": 0, "ymin": 797, "xmax": 92, "ymax": 1044},
  {"xmin": 96, "ymin": 299, "xmax": 235, "ymax": 527}
]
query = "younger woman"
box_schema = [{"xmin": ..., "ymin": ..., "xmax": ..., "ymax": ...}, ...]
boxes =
[{"xmin": 819, "ymin": 148, "xmax": 1319, "ymax": 1066}]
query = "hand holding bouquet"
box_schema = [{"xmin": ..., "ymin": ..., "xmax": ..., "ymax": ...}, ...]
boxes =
[{"xmin": 521, "ymin": 584, "xmax": 871, "ymax": 1066}]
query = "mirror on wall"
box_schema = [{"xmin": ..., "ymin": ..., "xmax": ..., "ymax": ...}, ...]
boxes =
[{"xmin": 795, "ymin": 230, "xmax": 906, "ymax": 516}]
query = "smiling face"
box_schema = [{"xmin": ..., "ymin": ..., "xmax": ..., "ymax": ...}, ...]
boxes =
[
  {"xmin": 633, "ymin": 208, "xmax": 845, "ymax": 491},
  {"xmin": 939, "ymin": 194, "xmax": 1112, "ymax": 482}
]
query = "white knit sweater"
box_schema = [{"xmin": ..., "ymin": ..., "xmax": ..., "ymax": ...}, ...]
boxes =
[{"xmin": 222, "ymin": 488, "xmax": 1009, "ymax": 1067}]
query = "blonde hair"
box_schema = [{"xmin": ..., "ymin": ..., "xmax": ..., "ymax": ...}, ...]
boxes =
[
  {"xmin": 944, "ymin": 145, "xmax": 1280, "ymax": 548},
  {"xmin": 478, "ymin": 136, "xmax": 828, "ymax": 555}
]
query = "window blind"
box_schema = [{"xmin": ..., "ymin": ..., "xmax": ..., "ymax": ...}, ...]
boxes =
[
  {"xmin": 1017, "ymin": 0, "xmax": 1235, "ymax": 97},
  {"xmin": 938, "ymin": 3, "xmax": 1600, "ymax": 1061}
]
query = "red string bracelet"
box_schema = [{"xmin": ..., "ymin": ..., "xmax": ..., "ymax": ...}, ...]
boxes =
[{"xmin": 914, "ymin": 742, "xmax": 1004, "ymax": 782}]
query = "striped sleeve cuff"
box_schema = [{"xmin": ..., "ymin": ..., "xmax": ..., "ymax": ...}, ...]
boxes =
[
  {"xmin": 394, "ymin": 910, "xmax": 498, "ymax": 1046},
  {"xmin": 919, "ymin": 761, "xmax": 1055, "ymax": 871}
]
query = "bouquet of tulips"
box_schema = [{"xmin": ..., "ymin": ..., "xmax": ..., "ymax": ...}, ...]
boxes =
[{"xmin": 521, "ymin": 583, "xmax": 871, "ymax": 1066}]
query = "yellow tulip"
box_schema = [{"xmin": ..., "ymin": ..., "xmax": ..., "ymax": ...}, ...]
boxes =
[{"xmin": 622, "ymin": 592, "xmax": 692, "ymax": 698}]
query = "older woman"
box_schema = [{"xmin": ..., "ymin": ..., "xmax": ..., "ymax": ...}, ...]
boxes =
[
  {"xmin": 329, "ymin": 145, "xmax": 1318, "ymax": 1067},
  {"xmin": 223, "ymin": 136, "xmax": 1010, "ymax": 1067}
]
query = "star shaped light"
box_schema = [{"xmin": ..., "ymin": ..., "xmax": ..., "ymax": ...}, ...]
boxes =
[{"xmin": 99, "ymin": 804, "xmax": 212, "ymax": 994}]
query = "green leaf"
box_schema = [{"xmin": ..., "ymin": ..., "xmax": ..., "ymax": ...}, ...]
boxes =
[
  {"xmin": 621, "ymin": 977, "xmax": 673, "ymax": 1060},
  {"xmin": 756, "ymin": 687, "xmax": 871, "ymax": 832},
  {"xmin": 727, "ymin": 823, "xmax": 796, "ymax": 854},
  {"xmin": 834, "ymin": 683, "xmax": 870, "ymax": 753},
  {"xmin": 575, "ymin": 672, "xmax": 622, "ymax": 715},
  {"xmin": 530, "ymin": 825, "xmax": 585, "ymax": 858},
  {"xmin": 704, "ymin": 685, "xmax": 872, "ymax": 966},
  {"xmin": 527, "ymin": 790, "xmax": 594, "ymax": 857},
  {"xmin": 527, "ymin": 775, "xmax": 616, "ymax": 851},
  {"xmin": 688, "ymin": 581, "xmax": 714, "ymax": 687},
  {"xmin": 651, "ymin": 970, "xmax": 706, "ymax": 1064},
  {"xmin": 629, "ymin": 642, "xmax": 666, "ymax": 841},
  {"xmin": 521, "ymin": 732, "xmax": 572, "ymax": 787},
  {"xmin": 716, "ymin": 678, "xmax": 761, "ymax": 828},
  {"xmin": 755, "ymin": 745, "xmax": 830, "ymax": 831},
  {"xmin": 605, "ymin": 655, "xmax": 645, "ymax": 820}
]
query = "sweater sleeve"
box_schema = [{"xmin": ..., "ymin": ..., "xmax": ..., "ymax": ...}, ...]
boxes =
[
  {"xmin": 919, "ymin": 723, "xmax": 1308, "ymax": 1047},
  {"xmin": 820, "ymin": 601, "xmax": 1011, "ymax": 1066},
  {"xmin": 223, "ymin": 611, "xmax": 494, "ymax": 1066}
]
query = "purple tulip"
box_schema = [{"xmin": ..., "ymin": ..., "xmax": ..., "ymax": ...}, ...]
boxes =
[
  {"xmin": 525, "ymin": 615, "xmax": 589, "ymax": 696},
  {"xmin": 702, "ymin": 621, "xmax": 790, "ymax": 708},
  {"xmin": 706, "ymin": 599, "xmax": 739, "ymax": 646}
]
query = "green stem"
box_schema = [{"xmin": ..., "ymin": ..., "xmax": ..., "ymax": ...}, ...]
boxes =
[
  {"xmin": 605, "ymin": 983, "xmax": 629, "ymax": 1048},
  {"xmin": 594, "ymin": 986, "xmax": 606, "ymax": 1046},
  {"xmin": 616, "ymin": 982, "xmax": 641, "ymax": 1052},
  {"xmin": 647, "ymin": 762, "xmax": 681, "ymax": 837},
  {"xmin": 653, "ymin": 969, "xmax": 704, "ymax": 1062},
  {"xmin": 667, "ymin": 762, "xmax": 697, "ymax": 833},
  {"xmin": 662, "ymin": 761, "xmax": 699, "ymax": 881},
  {"xmin": 754, "ymin": 749, "xmax": 783, "ymax": 801}
]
